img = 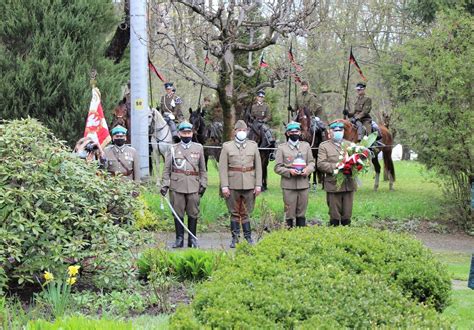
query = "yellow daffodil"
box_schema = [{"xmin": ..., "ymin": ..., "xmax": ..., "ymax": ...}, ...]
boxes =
[
  {"xmin": 66, "ymin": 277, "xmax": 77, "ymax": 286},
  {"xmin": 44, "ymin": 271, "xmax": 54, "ymax": 282},
  {"xmin": 67, "ymin": 265, "xmax": 80, "ymax": 277}
]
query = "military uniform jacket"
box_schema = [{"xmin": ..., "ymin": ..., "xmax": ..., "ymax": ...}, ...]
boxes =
[
  {"xmin": 104, "ymin": 145, "xmax": 140, "ymax": 182},
  {"xmin": 250, "ymin": 102, "xmax": 271, "ymax": 122},
  {"xmin": 219, "ymin": 140, "xmax": 262, "ymax": 190},
  {"xmin": 317, "ymin": 140, "xmax": 357, "ymax": 193},
  {"xmin": 162, "ymin": 142, "xmax": 207, "ymax": 194},
  {"xmin": 350, "ymin": 95, "xmax": 372, "ymax": 121},
  {"xmin": 274, "ymin": 141, "xmax": 315, "ymax": 189},
  {"xmin": 295, "ymin": 91, "xmax": 327, "ymax": 122},
  {"xmin": 160, "ymin": 94, "xmax": 184, "ymax": 121}
]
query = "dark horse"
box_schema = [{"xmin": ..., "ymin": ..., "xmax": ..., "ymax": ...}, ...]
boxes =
[
  {"xmin": 342, "ymin": 119, "xmax": 395, "ymax": 191},
  {"xmin": 294, "ymin": 107, "xmax": 326, "ymax": 191},
  {"xmin": 247, "ymin": 120, "xmax": 274, "ymax": 191},
  {"xmin": 111, "ymin": 100, "xmax": 130, "ymax": 142},
  {"xmin": 189, "ymin": 108, "xmax": 222, "ymax": 170}
]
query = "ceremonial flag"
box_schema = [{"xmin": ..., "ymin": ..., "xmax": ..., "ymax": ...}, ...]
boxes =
[
  {"xmin": 349, "ymin": 50, "xmax": 367, "ymax": 81},
  {"xmin": 84, "ymin": 87, "xmax": 111, "ymax": 149},
  {"xmin": 204, "ymin": 53, "xmax": 212, "ymax": 65},
  {"xmin": 259, "ymin": 54, "xmax": 269, "ymax": 68},
  {"xmin": 148, "ymin": 58, "xmax": 166, "ymax": 82},
  {"xmin": 288, "ymin": 44, "xmax": 302, "ymax": 72}
]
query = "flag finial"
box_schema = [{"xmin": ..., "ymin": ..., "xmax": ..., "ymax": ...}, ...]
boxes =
[{"xmin": 90, "ymin": 69, "xmax": 97, "ymax": 88}]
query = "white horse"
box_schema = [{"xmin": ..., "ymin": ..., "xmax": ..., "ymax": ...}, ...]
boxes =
[{"xmin": 148, "ymin": 108, "xmax": 173, "ymax": 187}]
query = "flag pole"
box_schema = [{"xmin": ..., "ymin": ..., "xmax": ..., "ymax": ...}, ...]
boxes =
[
  {"xmin": 287, "ymin": 41, "xmax": 292, "ymax": 123},
  {"xmin": 343, "ymin": 45, "xmax": 352, "ymax": 119},
  {"xmin": 148, "ymin": 61, "xmax": 154, "ymax": 108}
]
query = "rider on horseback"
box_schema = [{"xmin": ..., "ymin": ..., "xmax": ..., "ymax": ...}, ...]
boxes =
[
  {"xmin": 160, "ymin": 82, "xmax": 184, "ymax": 143},
  {"xmin": 249, "ymin": 90, "xmax": 275, "ymax": 157},
  {"xmin": 288, "ymin": 81, "xmax": 328, "ymax": 124}
]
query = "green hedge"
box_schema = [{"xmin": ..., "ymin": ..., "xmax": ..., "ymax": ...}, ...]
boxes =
[
  {"xmin": 138, "ymin": 248, "xmax": 225, "ymax": 282},
  {"xmin": 170, "ymin": 227, "xmax": 451, "ymax": 328},
  {"xmin": 0, "ymin": 119, "xmax": 144, "ymax": 290}
]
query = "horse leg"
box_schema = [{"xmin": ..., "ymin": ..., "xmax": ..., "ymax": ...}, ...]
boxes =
[
  {"xmin": 383, "ymin": 148, "xmax": 395, "ymax": 191},
  {"xmin": 261, "ymin": 152, "xmax": 268, "ymax": 192},
  {"xmin": 372, "ymin": 156, "xmax": 381, "ymax": 191}
]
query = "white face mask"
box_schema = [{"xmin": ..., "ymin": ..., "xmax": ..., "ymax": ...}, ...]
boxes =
[{"xmin": 236, "ymin": 131, "xmax": 247, "ymax": 141}]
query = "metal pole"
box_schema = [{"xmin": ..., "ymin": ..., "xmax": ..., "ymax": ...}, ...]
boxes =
[
  {"xmin": 130, "ymin": 0, "xmax": 150, "ymax": 180},
  {"xmin": 343, "ymin": 45, "xmax": 352, "ymax": 119}
]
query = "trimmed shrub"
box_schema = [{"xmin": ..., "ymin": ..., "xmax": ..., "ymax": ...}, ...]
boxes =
[
  {"xmin": 0, "ymin": 119, "xmax": 144, "ymax": 290},
  {"xmin": 138, "ymin": 248, "xmax": 225, "ymax": 282},
  {"xmin": 170, "ymin": 227, "xmax": 451, "ymax": 328}
]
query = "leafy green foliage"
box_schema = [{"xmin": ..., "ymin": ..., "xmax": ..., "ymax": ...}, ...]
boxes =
[
  {"xmin": 170, "ymin": 227, "xmax": 451, "ymax": 328},
  {"xmin": 27, "ymin": 316, "xmax": 132, "ymax": 330},
  {"xmin": 0, "ymin": 0, "xmax": 128, "ymax": 146},
  {"xmin": 138, "ymin": 248, "xmax": 225, "ymax": 282},
  {"xmin": 0, "ymin": 118, "xmax": 144, "ymax": 290},
  {"xmin": 381, "ymin": 10, "xmax": 473, "ymax": 229}
]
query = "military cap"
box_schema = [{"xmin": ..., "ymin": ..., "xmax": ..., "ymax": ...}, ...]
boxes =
[
  {"xmin": 234, "ymin": 120, "xmax": 247, "ymax": 130},
  {"xmin": 286, "ymin": 121, "xmax": 301, "ymax": 132},
  {"xmin": 256, "ymin": 90, "xmax": 265, "ymax": 97},
  {"xmin": 111, "ymin": 125, "xmax": 127, "ymax": 135},
  {"xmin": 355, "ymin": 82, "xmax": 366, "ymax": 90},
  {"xmin": 329, "ymin": 120, "xmax": 345, "ymax": 131},
  {"xmin": 164, "ymin": 82, "xmax": 174, "ymax": 89},
  {"xmin": 178, "ymin": 121, "xmax": 193, "ymax": 131}
]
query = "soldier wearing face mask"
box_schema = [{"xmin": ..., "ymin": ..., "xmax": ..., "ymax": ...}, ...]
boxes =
[
  {"xmin": 219, "ymin": 120, "xmax": 262, "ymax": 248},
  {"xmin": 104, "ymin": 125, "xmax": 140, "ymax": 182},
  {"xmin": 161, "ymin": 121, "xmax": 208, "ymax": 248},
  {"xmin": 317, "ymin": 120, "xmax": 357, "ymax": 226},
  {"xmin": 274, "ymin": 121, "xmax": 315, "ymax": 228}
]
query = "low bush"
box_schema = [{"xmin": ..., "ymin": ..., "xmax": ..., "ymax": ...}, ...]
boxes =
[
  {"xmin": 0, "ymin": 118, "xmax": 145, "ymax": 290},
  {"xmin": 27, "ymin": 316, "xmax": 132, "ymax": 330},
  {"xmin": 138, "ymin": 248, "xmax": 225, "ymax": 282},
  {"xmin": 170, "ymin": 227, "xmax": 451, "ymax": 328}
]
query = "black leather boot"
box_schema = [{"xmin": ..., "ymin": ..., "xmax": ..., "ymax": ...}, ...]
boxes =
[
  {"xmin": 296, "ymin": 217, "xmax": 306, "ymax": 227},
  {"xmin": 229, "ymin": 221, "xmax": 240, "ymax": 248},
  {"xmin": 329, "ymin": 219, "xmax": 341, "ymax": 227},
  {"xmin": 286, "ymin": 219, "xmax": 294, "ymax": 229},
  {"xmin": 172, "ymin": 217, "xmax": 184, "ymax": 248},
  {"xmin": 242, "ymin": 222, "xmax": 254, "ymax": 244},
  {"xmin": 187, "ymin": 217, "xmax": 198, "ymax": 248},
  {"xmin": 341, "ymin": 219, "xmax": 351, "ymax": 226}
]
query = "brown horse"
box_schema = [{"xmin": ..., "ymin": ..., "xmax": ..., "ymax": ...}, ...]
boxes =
[
  {"xmin": 294, "ymin": 107, "xmax": 326, "ymax": 191},
  {"xmin": 341, "ymin": 120, "xmax": 395, "ymax": 191},
  {"xmin": 111, "ymin": 100, "xmax": 130, "ymax": 142}
]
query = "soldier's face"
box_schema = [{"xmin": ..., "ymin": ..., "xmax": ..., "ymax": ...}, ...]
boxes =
[
  {"xmin": 257, "ymin": 96, "xmax": 264, "ymax": 102},
  {"xmin": 301, "ymin": 85, "xmax": 308, "ymax": 92},
  {"xmin": 166, "ymin": 87, "xmax": 173, "ymax": 94},
  {"xmin": 179, "ymin": 131, "xmax": 193, "ymax": 138},
  {"xmin": 356, "ymin": 88, "xmax": 365, "ymax": 95}
]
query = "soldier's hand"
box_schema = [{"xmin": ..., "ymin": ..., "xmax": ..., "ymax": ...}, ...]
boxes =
[
  {"xmin": 221, "ymin": 187, "xmax": 231, "ymax": 198},
  {"xmin": 199, "ymin": 186, "xmax": 206, "ymax": 197},
  {"xmin": 301, "ymin": 167, "xmax": 309, "ymax": 177},
  {"xmin": 287, "ymin": 105, "xmax": 293, "ymax": 112},
  {"xmin": 290, "ymin": 169, "xmax": 300, "ymax": 176},
  {"xmin": 254, "ymin": 186, "xmax": 262, "ymax": 196},
  {"xmin": 160, "ymin": 186, "xmax": 169, "ymax": 196},
  {"xmin": 342, "ymin": 109, "xmax": 349, "ymax": 116}
]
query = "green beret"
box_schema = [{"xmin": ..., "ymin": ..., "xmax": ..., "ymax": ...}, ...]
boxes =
[
  {"xmin": 111, "ymin": 125, "xmax": 127, "ymax": 135},
  {"xmin": 234, "ymin": 120, "xmax": 247, "ymax": 130},
  {"xmin": 329, "ymin": 121, "xmax": 345, "ymax": 130},
  {"xmin": 178, "ymin": 121, "xmax": 193, "ymax": 131},
  {"xmin": 286, "ymin": 121, "xmax": 301, "ymax": 132}
]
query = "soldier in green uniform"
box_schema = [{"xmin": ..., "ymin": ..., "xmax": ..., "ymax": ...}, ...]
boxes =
[
  {"xmin": 104, "ymin": 125, "xmax": 141, "ymax": 182},
  {"xmin": 160, "ymin": 82, "xmax": 184, "ymax": 142},
  {"xmin": 219, "ymin": 120, "xmax": 262, "ymax": 248},
  {"xmin": 288, "ymin": 81, "xmax": 327, "ymax": 123},
  {"xmin": 317, "ymin": 120, "xmax": 357, "ymax": 226},
  {"xmin": 274, "ymin": 121, "xmax": 315, "ymax": 228},
  {"xmin": 346, "ymin": 82, "xmax": 372, "ymax": 140},
  {"xmin": 161, "ymin": 121, "xmax": 208, "ymax": 248}
]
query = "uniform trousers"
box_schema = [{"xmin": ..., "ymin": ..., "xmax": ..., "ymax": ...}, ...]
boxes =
[
  {"xmin": 170, "ymin": 191, "xmax": 200, "ymax": 219},
  {"xmin": 326, "ymin": 191, "xmax": 354, "ymax": 221},
  {"xmin": 225, "ymin": 189, "xmax": 255, "ymax": 224},
  {"xmin": 283, "ymin": 188, "xmax": 309, "ymax": 219}
]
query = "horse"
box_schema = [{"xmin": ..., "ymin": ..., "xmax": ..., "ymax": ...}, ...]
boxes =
[
  {"xmin": 294, "ymin": 107, "xmax": 326, "ymax": 191},
  {"xmin": 148, "ymin": 108, "xmax": 173, "ymax": 186},
  {"xmin": 111, "ymin": 100, "xmax": 130, "ymax": 142},
  {"xmin": 247, "ymin": 120, "xmax": 274, "ymax": 191},
  {"xmin": 341, "ymin": 119, "xmax": 395, "ymax": 191},
  {"xmin": 189, "ymin": 108, "xmax": 222, "ymax": 170}
]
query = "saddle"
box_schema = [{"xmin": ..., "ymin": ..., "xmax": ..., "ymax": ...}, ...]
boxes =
[{"xmin": 251, "ymin": 120, "xmax": 275, "ymax": 148}]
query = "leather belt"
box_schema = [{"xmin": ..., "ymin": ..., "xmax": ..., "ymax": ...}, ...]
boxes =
[
  {"xmin": 172, "ymin": 169, "xmax": 199, "ymax": 176},
  {"xmin": 229, "ymin": 166, "xmax": 255, "ymax": 172}
]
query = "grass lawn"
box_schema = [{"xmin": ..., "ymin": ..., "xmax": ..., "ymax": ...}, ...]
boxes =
[{"xmin": 144, "ymin": 160, "xmax": 447, "ymax": 228}]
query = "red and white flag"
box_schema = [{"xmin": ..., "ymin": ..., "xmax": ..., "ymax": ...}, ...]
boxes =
[{"xmin": 83, "ymin": 87, "xmax": 111, "ymax": 148}]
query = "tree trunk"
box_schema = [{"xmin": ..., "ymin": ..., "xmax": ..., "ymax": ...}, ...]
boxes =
[
  {"xmin": 219, "ymin": 48, "xmax": 236, "ymax": 141},
  {"xmin": 105, "ymin": 0, "xmax": 130, "ymax": 63}
]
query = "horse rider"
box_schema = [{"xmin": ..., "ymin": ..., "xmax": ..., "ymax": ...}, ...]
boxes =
[
  {"xmin": 274, "ymin": 121, "xmax": 315, "ymax": 228},
  {"xmin": 104, "ymin": 125, "xmax": 141, "ymax": 182},
  {"xmin": 288, "ymin": 81, "xmax": 328, "ymax": 124},
  {"xmin": 344, "ymin": 82, "xmax": 372, "ymax": 140},
  {"xmin": 317, "ymin": 120, "xmax": 357, "ymax": 226},
  {"xmin": 219, "ymin": 120, "xmax": 262, "ymax": 248},
  {"xmin": 160, "ymin": 82, "xmax": 184, "ymax": 143},
  {"xmin": 161, "ymin": 121, "xmax": 208, "ymax": 248},
  {"xmin": 249, "ymin": 90, "xmax": 276, "ymax": 155}
]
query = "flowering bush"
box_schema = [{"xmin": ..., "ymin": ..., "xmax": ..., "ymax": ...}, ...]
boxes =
[{"xmin": 334, "ymin": 132, "xmax": 377, "ymax": 187}]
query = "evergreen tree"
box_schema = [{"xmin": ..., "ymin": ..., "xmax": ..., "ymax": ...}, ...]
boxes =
[{"xmin": 0, "ymin": 0, "xmax": 128, "ymax": 145}]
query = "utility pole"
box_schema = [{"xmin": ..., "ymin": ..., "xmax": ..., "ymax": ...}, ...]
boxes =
[{"xmin": 130, "ymin": 0, "xmax": 149, "ymax": 180}]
